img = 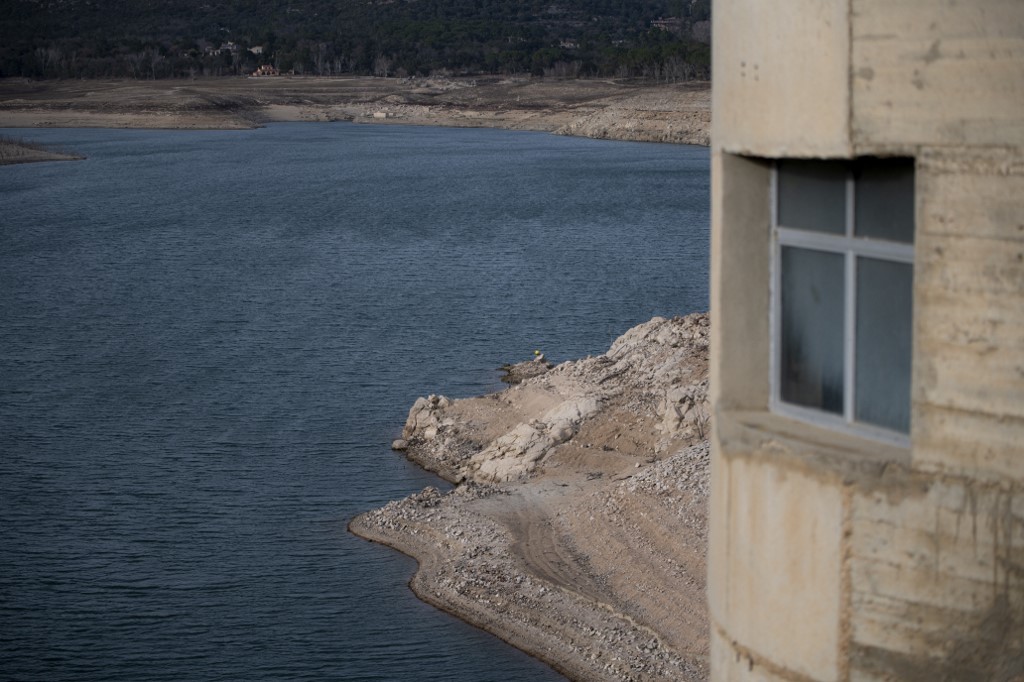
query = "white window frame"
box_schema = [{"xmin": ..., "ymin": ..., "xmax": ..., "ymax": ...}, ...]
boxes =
[{"xmin": 769, "ymin": 160, "xmax": 914, "ymax": 446}]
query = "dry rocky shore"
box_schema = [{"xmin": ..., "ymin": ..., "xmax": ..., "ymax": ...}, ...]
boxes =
[
  {"xmin": 0, "ymin": 76, "xmax": 710, "ymax": 146},
  {"xmin": 350, "ymin": 314, "xmax": 711, "ymax": 681}
]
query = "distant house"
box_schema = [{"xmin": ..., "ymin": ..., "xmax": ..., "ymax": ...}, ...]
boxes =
[
  {"xmin": 708, "ymin": 1, "xmax": 1023, "ymax": 681},
  {"xmin": 251, "ymin": 64, "xmax": 279, "ymax": 77},
  {"xmin": 205, "ymin": 41, "xmax": 240, "ymax": 57},
  {"xmin": 249, "ymin": 45, "xmax": 264, "ymax": 56}
]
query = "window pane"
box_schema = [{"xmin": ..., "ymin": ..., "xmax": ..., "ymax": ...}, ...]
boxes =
[
  {"xmin": 780, "ymin": 246, "xmax": 845, "ymax": 414},
  {"xmin": 777, "ymin": 160, "xmax": 847, "ymax": 234},
  {"xmin": 854, "ymin": 158, "xmax": 915, "ymax": 243},
  {"xmin": 855, "ymin": 257, "xmax": 913, "ymax": 433}
]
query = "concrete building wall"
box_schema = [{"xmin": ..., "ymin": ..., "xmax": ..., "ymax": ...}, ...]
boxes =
[
  {"xmin": 709, "ymin": 1, "xmax": 1024, "ymax": 680},
  {"xmin": 849, "ymin": 474, "xmax": 1024, "ymax": 681},
  {"xmin": 711, "ymin": 455, "xmax": 845, "ymax": 680},
  {"xmin": 851, "ymin": 0, "xmax": 1024, "ymax": 152},
  {"xmin": 912, "ymin": 150, "xmax": 1024, "ymax": 484},
  {"xmin": 711, "ymin": 0, "xmax": 850, "ymax": 158}
]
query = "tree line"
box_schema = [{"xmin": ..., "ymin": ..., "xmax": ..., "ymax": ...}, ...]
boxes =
[{"xmin": 0, "ymin": 0, "xmax": 710, "ymax": 81}]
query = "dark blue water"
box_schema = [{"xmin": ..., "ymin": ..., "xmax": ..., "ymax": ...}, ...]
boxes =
[{"xmin": 0, "ymin": 123, "xmax": 709, "ymax": 681}]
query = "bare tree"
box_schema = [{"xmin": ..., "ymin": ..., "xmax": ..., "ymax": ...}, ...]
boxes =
[
  {"xmin": 373, "ymin": 54, "xmax": 392, "ymax": 78},
  {"xmin": 146, "ymin": 47, "xmax": 166, "ymax": 79},
  {"xmin": 313, "ymin": 42, "xmax": 329, "ymax": 76},
  {"xmin": 124, "ymin": 51, "xmax": 145, "ymax": 78},
  {"xmin": 544, "ymin": 60, "xmax": 581, "ymax": 79}
]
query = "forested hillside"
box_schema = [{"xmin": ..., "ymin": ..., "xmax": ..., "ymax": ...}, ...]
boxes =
[{"xmin": 0, "ymin": 0, "xmax": 710, "ymax": 80}]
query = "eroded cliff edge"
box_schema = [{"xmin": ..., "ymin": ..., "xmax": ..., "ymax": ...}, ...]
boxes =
[{"xmin": 350, "ymin": 313, "xmax": 711, "ymax": 682}]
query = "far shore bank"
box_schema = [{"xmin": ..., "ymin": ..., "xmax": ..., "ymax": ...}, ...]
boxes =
[
  {"xmin": 0, "ymin": 76, "xmax": 710, "ymax": 146},
  {"xmin": 351, "ymin": 314, "xmax": 711, "ymax": 682}
]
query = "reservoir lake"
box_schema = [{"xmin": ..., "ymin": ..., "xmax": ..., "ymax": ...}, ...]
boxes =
[{"xmin": 0, "ymin": 123, "xmax": 709, "ymax": 681}]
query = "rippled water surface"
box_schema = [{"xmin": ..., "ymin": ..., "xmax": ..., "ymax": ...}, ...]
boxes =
[{"xmin": 0, "ymin": 123, "xmax": 709, "ymax": 681}]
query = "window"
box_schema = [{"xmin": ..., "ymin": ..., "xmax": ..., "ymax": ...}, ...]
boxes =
[{"xmin": 771, "ymin": 158, "xmax": 914, "ymax": 441}]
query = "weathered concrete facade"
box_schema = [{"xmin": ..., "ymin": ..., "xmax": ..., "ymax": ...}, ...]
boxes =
[{"xmin": 708, "ymin": 1, "xmax": 1024, "ymax": 681}]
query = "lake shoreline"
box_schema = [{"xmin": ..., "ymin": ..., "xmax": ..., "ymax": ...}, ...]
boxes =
[
  {"xmin": 0, "ymin": 76, "xmax": 710, "ymax": 146},
  {"xmin": 350, "ymin": 314, "xmax": 711, "ymax": 682}
]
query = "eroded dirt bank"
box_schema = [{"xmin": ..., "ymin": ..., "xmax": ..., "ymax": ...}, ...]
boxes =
[
  {"xmin": 350, "ymin": 314, "xmax": 711, "ymax": 682},
  {"xmin": 0, "ymin": 77, "xmax": 710, "ymax": 145},
  {"xmin": 0, "ymin": 136, "xmax": 84, "ymax": 165}
]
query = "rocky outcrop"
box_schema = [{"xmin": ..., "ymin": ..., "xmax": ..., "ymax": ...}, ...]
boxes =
[
  {"xmin": 352, "ymin": 313, "xmax": 712, "ymax": 682},
  {"xmin": 399, "ymin": 394, "xmax": 452, "ymax": 442},
  {"xmin": 500, "ymin": 358, "xmax": 552, "ymax": 384},
  {"xmin": 468, "ymin": 396, "xmax": 602, "ymax": 482},
  {"xmin": 395, "ymin": 314, "xmax": 710, "ymax": 484}
]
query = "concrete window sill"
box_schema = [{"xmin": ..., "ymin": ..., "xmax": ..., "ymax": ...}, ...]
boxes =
[{"xmin": 714, "ymin": 409, "xmax": 912, "ymax": 482}]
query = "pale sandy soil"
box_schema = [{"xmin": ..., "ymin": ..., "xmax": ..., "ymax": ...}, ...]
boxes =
[
  {"xmin": 0, "ymin": 76, "xmax": 710, "ymax": 145},
  {"xmin": 351, "ymin": 314, "xmax": 711, "ymax": 681}
]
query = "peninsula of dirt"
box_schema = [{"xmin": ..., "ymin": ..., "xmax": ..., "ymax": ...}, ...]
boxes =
[
  {"xmin": 0, "ymin": 135, "xmax": 84, "ymax": 165},
  {"xmin": 350, "ymin": 313, "xmax": 711, "ymax": 682},
  {"xmin": 0, "ymin": 77, "xmax": 710, "ymax": 146}
]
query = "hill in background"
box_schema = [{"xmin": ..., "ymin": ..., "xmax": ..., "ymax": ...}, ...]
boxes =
[{"xmin": 1, "ymin": 0, "xmax": 710, "ymax": 80}]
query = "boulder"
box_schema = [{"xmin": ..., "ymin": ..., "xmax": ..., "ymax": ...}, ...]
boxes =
[{"xmin": 402, "ymin": 394, "xmax": 452, "ymax": 440}]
